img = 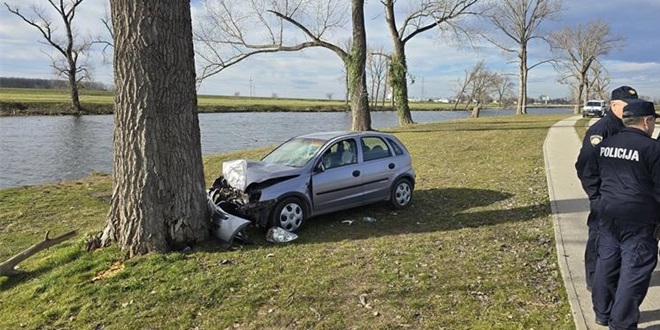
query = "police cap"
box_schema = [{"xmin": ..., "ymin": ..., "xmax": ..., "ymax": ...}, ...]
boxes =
[
  {"xmin": 611, "ymin": 86, "xmax": 639, "ymax": 101},
  {"xmin": 621, "ymin": 99, "xmax": 659, "ymax": 118}
]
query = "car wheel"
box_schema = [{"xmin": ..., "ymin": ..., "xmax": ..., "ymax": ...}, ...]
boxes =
[
  {"xmin": 271, "ymin": 197, "xmax": 306, "ymax": 232},
  {"xmin": 390, "ymin": 178, "xmax": 413, "ymax": 209}
]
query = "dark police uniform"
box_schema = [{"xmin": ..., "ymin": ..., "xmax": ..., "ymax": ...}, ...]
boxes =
[
  {"xmin": 587, "ymin": 100, "xmax": 660, "ymax": 329},
  {"xmin": 576, "ymin": 109, "xmax": 624, "ymax": 290},
  {"xmin": 575, "ymin": 86, "xmax": 638, "ymax": 291}
]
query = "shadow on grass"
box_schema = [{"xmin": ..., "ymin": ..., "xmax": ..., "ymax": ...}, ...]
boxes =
[{"xmin": 226, "ymin": 187, "xmax": 550, "ymax": 247}]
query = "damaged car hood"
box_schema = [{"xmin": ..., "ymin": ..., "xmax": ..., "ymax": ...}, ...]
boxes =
[{"xmin": 222, "ymin": 159, "xmax": 303, "ymax": 192}]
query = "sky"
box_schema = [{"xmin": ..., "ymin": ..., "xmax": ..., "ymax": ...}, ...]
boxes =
[{"xmin": 0, "ymin": 0, "xmax": 658, "ymax": 101}]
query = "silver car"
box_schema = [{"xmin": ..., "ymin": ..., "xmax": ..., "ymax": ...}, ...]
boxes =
[{"xmin": 209, "ymin": 131, "xmax": 415, "ymax": 232}]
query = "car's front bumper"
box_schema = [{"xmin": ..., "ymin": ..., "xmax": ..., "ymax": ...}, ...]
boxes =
[{"xmin": 582, "ymin": 110, "xmax": 603, "ymax": 117}]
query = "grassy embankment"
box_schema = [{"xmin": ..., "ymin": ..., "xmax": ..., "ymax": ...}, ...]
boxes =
[
  {"xmin": 0, "ymin": 114, "xmax": 576, "ymax": 329},
  {"xmin": 0, "ymin": 88, "xmax": 464, "ymax": 115}
]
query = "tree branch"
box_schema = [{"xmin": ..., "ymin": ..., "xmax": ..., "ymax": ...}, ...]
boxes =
[
  {"xmin": 266, "ymin": 10, "xmax": 346, "ymax": 56},
  {"xmin": 0, "ymin": 230, "xmax": 77, "ymax": 277}
]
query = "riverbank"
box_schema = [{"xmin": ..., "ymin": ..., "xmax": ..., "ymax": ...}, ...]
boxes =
[
  {"xmin": 0, "ymin": 114, "xmax": 575, "ymax": 329},
  {"xmin": 0, "ymin": 103, "xmax": 465, "ymax": 116}
]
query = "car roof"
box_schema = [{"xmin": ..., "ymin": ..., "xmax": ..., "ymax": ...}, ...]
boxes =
[{"xmin": 296, "ymin": 131, "xmax": 394, "ymax": 142}]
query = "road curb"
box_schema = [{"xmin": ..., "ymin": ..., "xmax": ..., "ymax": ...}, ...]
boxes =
[{"xmin": 544, "ymin": 116, "xmax": 588, "ymax": 330}]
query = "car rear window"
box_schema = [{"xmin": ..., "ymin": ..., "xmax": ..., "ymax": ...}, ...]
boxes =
[{"xmin": 386, "ymin": 138, "xmax": 404, "ymax": 156}]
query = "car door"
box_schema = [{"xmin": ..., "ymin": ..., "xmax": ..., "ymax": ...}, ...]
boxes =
[
  {"xmin": 311, "ymin": 138, "xmax": 364, "ymax": 214},
  {"xmin": 360, "ymin": 136, "xmax": 395, "ymax": 203}
]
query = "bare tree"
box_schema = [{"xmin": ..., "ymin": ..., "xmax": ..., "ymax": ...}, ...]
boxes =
[
  {"xmin": 589, "ymin": 61, "xmax": 610, "ymax": 101},
  {"xmin": 452, "ymin": 68, "xmax": 473, "ymax": 111},
  {"xmin": 382, "ymin": 0, "xmax": 481, "ymax": 125},
  {"xmin": 460, "ymin": 60, "xmax": 500, "ymax": 117},
  {"xmin": 92, "ymin": 5, "xmax": 114, "ymax": 64},
  {"xmin": 99, "ymin": 0, "xmax": 210, "ymax": 257},
  {"xmin": 548, "ymin": 20, "xmax": 622, "ymax": 113},
  {"xmin": 493, "ymin": 74, "xmax": 515, "ymax": 108},
  {"xmin": 194, "ymin": 0, "xmax": 371, "ymax": 130},
  {"xmin": 5, "ymin": 0, "xmax": 93, "ymax": 114},
  {"xmin": 367, "ymin": 48, "xmax": 389, "ymax": 107},
  {"xmin": 482, "ymin": 0, "xmax": 562, "ymax": 114}
]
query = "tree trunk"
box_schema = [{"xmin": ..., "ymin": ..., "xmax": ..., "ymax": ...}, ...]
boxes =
[
  {"xmin": 102, "ymin": 0, "xmax": 210, "ymax": 257},
  {"xmin": 369, "ymin": 78, "xmax": 375, "ymax": 107},
  {"xmin": 575, "ymin": 77, "xmax": 585, "ymax": 114},
  {"xmin": 384, "ymin": 1, "xmax": 414, "ymax": 126},
  {"xmin": 389, "ymin": 54, "xmax": 415, "ymax": 125},
  {"xmin": 470, "ymin": 104, "xmax": 481, "ymax": 118},
  {"xmin": 374, "ymin": 80, "xmax": 382, "ymax": 108},
  {"xmin": 65, "ymin": 5, "xmax": 82, "ymax": 114},
  {"xmin": 68, "ymin": 70, "xmax": 82, "ymax": 114},
  {"xmin": 348, "ymin": 0, "xmax": 371, "ymax": 131},
  {"xmin": 381, "ymin": 78, "xmax": 388, "ymax": 107},
  {"xmin": 344, "ymin": 71, "xmax": 350, "ymax": 110},
  {"xmin": 517, "ymin": 47, "xmax": 528, "ymax": 115},
  {"xmin": 583, "ymin": 73, "xmax": 590, "ymax": 109}
]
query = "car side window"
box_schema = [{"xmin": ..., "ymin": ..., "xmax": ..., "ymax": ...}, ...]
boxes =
[
  {"xmin": 386, "ymin": 138, "xmax": 404, "ymax": 156},
  {"xmin": 361, "ymin": 137, "xmax": 391, "ymax": 161},
  {"xmin": 321, "ymin": 139, "xmax": 357, "ymax": 169}
]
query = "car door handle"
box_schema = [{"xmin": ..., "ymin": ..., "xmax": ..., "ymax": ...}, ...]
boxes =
[
  {"xmin": 352, "ymin": 170, "xmax": 360, "ymax": 177},
  {"xmin": 388, "ymin": 163, "xmax": 395, "ymax": 169}
]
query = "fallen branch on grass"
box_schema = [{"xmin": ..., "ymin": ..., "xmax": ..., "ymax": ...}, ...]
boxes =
[{"xmin": 0, "ymin": 230, "xmax": 77, "ymax": 277}]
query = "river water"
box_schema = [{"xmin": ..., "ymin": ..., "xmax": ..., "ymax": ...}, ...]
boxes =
[{"xmin": 0, "ymin": 108, "xmax": 571, "ymax": 188}]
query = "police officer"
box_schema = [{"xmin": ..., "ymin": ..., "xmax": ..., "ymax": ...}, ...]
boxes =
[
  {"xmin": 575, "ymin": 86, "xmax": 639, "ymax": 291},
  {"xmin": 588, "ymin": 99, "xmax": 660, "ymax": 328}
]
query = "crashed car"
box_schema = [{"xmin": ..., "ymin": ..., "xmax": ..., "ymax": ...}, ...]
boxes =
[{"xmin": 208, "ymin": 131, "xmax": 415, "ymax": 232}]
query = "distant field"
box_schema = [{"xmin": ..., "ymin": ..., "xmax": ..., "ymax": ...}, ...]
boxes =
[
  {"xmin": 0, "ymin": 88, "xmax": 113, "ymax": 104},
  {"xmin": 0, "ymin": 88, "xmax": 464, "ymax": 115}
]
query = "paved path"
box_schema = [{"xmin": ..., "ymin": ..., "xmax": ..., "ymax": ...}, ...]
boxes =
[{"xmin": 543, "ymin": 116, "xmax": 660, "ymax": 330}]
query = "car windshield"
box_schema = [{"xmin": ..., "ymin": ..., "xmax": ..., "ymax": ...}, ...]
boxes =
[
  {"xmin": 586, "ymin": 102, "xmax": 602, "ymax": 106},
  {"xmin": 262, "ymin": 137, "xmax": 325, "ymax": 167}
]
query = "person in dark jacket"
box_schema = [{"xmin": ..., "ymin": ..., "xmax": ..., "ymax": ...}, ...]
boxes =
[
  {"xmin": 587, "ymin": 99, "xmax": 660, "ymax": 328},
  {"xmin": 575, "ymin": 86, "xmax": 639, "ymax": 291}
]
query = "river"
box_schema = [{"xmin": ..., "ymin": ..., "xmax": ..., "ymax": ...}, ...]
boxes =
[{"xmin": 0, "ymin": 108, "xmax": 571, "ymax": 188}]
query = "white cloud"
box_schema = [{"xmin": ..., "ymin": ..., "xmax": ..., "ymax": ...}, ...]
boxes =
[{"xmin": 603, "ymin": 60, "xmax": 660, "ymax": 99}]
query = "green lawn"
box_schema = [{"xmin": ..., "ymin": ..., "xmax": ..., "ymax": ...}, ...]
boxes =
[{"xmin": 0, "ymin": 114, "xmax": 575, "ymax": 329}]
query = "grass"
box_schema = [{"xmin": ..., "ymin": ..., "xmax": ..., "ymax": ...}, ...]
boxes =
[
  {"xmin": 575, "ymin": 117, "xmax": 592, "ymax": 140},
  {"xmin": 0, "ymin": 114, "xmax": 576, "ymax": 329}
]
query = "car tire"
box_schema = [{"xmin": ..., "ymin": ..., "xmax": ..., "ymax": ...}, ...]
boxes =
[
  {"xmin": 271, "ymin": 197, "xmax": 306, "ymax": 232},
  {"xmin": 390, "ymin": 178, "xmax": 413, "ymax": 209}
]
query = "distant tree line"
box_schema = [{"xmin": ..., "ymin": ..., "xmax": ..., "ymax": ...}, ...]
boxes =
[{"xmin": 0, "ymin": 77, "xmax": 109, "ymax": 91}]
